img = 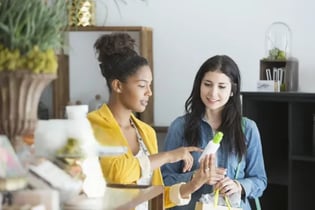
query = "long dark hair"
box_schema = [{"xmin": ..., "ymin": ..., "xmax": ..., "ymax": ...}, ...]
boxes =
[
  {"xmin": 94, "ymin": 33, "xmax": 149, "ymax": 91},
  {"xmin": 184, "ymin": 55, "xmax": 246, "ymax": 159}
]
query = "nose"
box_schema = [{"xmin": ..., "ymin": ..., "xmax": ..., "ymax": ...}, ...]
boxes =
[
  {"xmin": 208, "ymin": 86, "xmax": 218, "ymax": 97},
  {"xmin": 146, "ymin": 85, "xmax": 153, "ymax": 96}
]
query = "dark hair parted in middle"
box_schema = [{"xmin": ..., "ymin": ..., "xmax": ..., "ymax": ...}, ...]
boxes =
[
  {"xmin": 184, "ymin": 55, "xmax": 246, "ymax": 159},
  {"xmin": 94, "ymin": 33, "xmax": 149, "ymax": 91}
]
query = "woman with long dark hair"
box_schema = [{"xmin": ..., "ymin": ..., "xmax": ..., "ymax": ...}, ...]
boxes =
[{"xmin": 161, "ymin": 55, "xmax": 267, "ymax": 210}]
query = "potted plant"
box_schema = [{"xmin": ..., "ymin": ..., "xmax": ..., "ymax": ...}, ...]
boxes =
[{"xmin": 0, "ymin": 0, "xmax": 67, "ymax": 151}]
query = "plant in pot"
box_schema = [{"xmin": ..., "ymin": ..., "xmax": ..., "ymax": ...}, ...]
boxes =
[{"xmin": 0, "ymin": 0, "xmax": 67, "ymax": 152}]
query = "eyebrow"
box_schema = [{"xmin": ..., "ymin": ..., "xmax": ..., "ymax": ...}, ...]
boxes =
[
  {"xmin": 203, "ymin": 80, "xmax": 229, "ymax": 85},
  {"xmin": 136, "ymin": 79, "xmax": 151, "ymax": 83}
]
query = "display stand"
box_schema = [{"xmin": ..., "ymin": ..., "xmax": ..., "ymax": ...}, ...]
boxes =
[
  {"xmin": 259, "ymin": 58, "xmax": 298, "ymax": 91},
  {"xmin": 63, "ymin": 185, "xmax": 164, "ymax": 210}
]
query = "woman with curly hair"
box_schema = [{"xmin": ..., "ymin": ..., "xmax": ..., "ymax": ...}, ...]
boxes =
[{"xmin": 87, "ymin": 33, "xmax": 226, "ymax": 209}]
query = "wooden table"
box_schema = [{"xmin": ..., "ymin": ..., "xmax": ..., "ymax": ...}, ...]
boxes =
[{"xmin": 63, "ymin": 185, "xmax": 164, "ymax": 210}]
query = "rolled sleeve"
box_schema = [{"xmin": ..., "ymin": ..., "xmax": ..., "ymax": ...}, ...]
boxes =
[{"xmin": 169, "ymin": 182, "xmax": 191, "ymax": 206}]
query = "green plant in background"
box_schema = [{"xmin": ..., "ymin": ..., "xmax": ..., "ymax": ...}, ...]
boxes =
[
  {"xmin": 0, "ymin": 0, "xmax": 68, "ymax": 73},
  {"xmin": 266, "ymin": 47, "xmax": 286, "ymax": 60}
]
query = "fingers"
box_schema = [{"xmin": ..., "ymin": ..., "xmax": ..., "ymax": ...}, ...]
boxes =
[
  {"xmin": 215, "ymin": 177, "xmax": 240, "ymax": 196},
  {"xmin": 186, "ymin": 146, "xmax": 203, "ymax": 153},
  {"xmin": 203, "ymin": 154, "xmax": 214, "ymax": 172},
  {"xmin": 198, "ymin": 155, "xmax": 227, "ymax": 185},
  {"xmin": 200, "ymin": 154, "xmax": 215, "ymax": 172},
  {"xmin": 206, "ymin": 168, "xmax": 226, "ymax": 183},
  {"xmin": 216, "ymin": 167, "xmax": 227, "ymax": 177},
  {"xmin": 181, "ymin": 146, "xmax": 203, "ymax": 172},
  {"xmin": 182, "ymin": 155, "xmax": 193, "ymax": 172}
]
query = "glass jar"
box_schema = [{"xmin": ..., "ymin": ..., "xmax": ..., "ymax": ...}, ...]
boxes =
[{"xmin": 265, "ymin": 22, "xmax": 292, "ymax": 60}]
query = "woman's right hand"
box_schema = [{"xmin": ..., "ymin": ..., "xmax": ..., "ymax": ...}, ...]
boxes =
[
  {"xmin": 149, "ymin": 146, "xmax": 201, "ymax": 172},
  {"xmin": 167, "ymin": 146, "xmax": 202, "ymax": 172},
  {"xmin": 192, "ymin": 154, "xmax": 226, "ymax": 185},
  {"xmin": 179, "ymin": 154, "xmax": 226, "ymax": 197}
]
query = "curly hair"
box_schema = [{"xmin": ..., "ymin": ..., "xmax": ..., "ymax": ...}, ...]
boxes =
[{"xmin": 94, "ymin": 33, "xmax": 149, "ymax": 91}]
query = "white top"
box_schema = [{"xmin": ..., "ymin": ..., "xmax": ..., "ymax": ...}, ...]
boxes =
[{"xmin": 130, "ymin": 119, "xmax": 152, "ymax": 210}]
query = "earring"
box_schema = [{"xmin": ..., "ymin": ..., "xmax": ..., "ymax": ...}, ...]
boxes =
[{"xmin": 230, "ymin": 92, "xmax": 234, "ymax": 97}]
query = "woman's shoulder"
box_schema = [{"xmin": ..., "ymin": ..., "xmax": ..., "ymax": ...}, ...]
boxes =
[
  {"xmin": 168, "ymin": 115, "xmax": 186, "ymax": 129},
  {"xmin": 242, "ymin": 116, "xmax": 257, "ymax": 130},
  {"xmin": 172, "ymin": 115, "xmax": 186, "ymax": 122},
  {"xmin": 87, "ymin": 108, "xmax": 104, "ymax": 125},
  {"xmin": 87, "ymin": 104, "xmax": 110, "ymax": 123},
  {"xmin": 242, "ymin": 117, "xmax": 261, "ymax": 144}
]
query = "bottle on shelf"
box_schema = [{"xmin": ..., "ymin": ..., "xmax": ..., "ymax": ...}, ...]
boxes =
[{"xmin": 198, "ymin": 131, "xmax": 224, "ymax": 162}]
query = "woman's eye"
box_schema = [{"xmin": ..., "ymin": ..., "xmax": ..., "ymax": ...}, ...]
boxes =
[{"xmin": 219, "ymin": 86, "xmax": 226, "ymax": 89}]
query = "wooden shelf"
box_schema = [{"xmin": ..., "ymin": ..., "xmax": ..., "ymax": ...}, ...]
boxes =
[
  {"xmin": 68, "ymin": 26, "xmax": 153, "ymax": 32},
  {"xmin": 259, "ymin": 59, "xmax": 298, "ymax": 91}
]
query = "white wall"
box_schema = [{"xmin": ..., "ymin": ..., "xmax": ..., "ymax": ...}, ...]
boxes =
[{"xmin": 71, "ymin": 0, "xmax": 315, "ymax": 126}]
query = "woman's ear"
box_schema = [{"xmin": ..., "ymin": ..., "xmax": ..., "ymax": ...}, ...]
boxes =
[
  {"xmin": 231, "ymin": 83, "xmax": 237, "ymax": 97},
  {"xmin": 112, "ymin": 79, "xmax": 122, "ymax": 93}
]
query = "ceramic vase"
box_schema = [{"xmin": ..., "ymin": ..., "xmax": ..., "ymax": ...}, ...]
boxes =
[{"xmin": 0, "ymin": 70, "xmax": 56, "ymax": 151}]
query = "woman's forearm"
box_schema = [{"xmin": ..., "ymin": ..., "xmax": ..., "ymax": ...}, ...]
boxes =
[
  {"xmin": 149, "ymin": 151, "xmax": 172, "ymax": 170},
  {"xmin": 179, "ymin": 179, "xmax": 201, "ymax": 198},
  {"xmin": 149, "ymin": 146, "xmax": 202, "ymax": 171}
]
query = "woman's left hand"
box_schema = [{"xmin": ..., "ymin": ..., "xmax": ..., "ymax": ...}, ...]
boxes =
[{"xmin": 214, "ymin": 177, "xmax": 242, "ymax": 196}]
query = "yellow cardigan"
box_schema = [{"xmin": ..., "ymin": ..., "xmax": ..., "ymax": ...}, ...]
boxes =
[{"xmin": 87, "ymin": 104, "xmax": 176, "ymax": 208}]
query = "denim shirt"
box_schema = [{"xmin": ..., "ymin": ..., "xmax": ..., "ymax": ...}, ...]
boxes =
[{"xmin": 161, "ymin": 116, "xmax": 267, "ymax": 210}]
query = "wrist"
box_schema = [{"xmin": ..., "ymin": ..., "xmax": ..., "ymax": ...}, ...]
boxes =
[
  {"xmin": 157, "ymin": 151, "xmax": 171, "ymax": 165},
  {"xmin": 191, "ymin": 170, "xmax": 197, "ymax": 180},
  {"xmin": 180, "ymin": 180, "xmax": 199, "ymax": 198},
  {"xmin": 233, "ymin": 180, "xmax": 242, "ymax": 193}
]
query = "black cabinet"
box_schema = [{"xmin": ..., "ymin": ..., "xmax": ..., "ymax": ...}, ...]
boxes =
[{"xmin": 241, "ymin": 91, "xmax": 315, "ymax": 210}]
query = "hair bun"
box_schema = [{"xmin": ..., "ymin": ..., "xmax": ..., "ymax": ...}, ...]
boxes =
[{"xmin": 94, "ymin": 33, "xmax": 137, "ymax": 61}]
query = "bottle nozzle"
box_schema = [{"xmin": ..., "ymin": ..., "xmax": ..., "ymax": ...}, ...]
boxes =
[{"xmin": 213, "ymin": 131, "xmax": 224, "ymax": 144}]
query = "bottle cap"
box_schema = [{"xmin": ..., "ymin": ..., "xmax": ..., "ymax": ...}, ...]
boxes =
[{"xmin": 213, "ymin": 131, "xmax": 224, "ymax": 144}]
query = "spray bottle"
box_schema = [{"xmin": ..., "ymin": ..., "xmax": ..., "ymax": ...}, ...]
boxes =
[{"xmin": 198, "ymin": 131, "xmax": 224, "ymax": 162}]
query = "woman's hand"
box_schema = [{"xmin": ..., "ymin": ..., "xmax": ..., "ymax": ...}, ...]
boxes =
[
  {"xmin": 214, "ymin": 177, "xmax": 242, "ymax": 196},
  {"xmin": 167, "ymin": 146, "xmax": 202, "ymax": 172},
  {"xmin": 193, "ymin": 154, "xmax": 226, "ymax": 185},
  {"xmin": 149, "ymin": 146, "xmax": 201, "ymax": 172},
  {"xmin": 179, "ymin": 154, "xmax": 225, "ymax": 197}
]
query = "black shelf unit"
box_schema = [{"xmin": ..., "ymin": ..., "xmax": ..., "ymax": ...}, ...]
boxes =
[{"xmin": 241, "ymin": 91, "xmax": 315, "ymax": 210}]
